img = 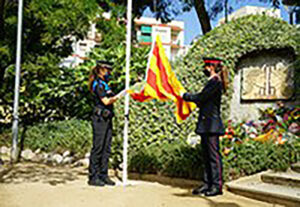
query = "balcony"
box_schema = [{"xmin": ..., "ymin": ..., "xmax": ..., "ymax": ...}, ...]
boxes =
[
  {"xmin": 141, "ymin": 26, "xmax": 152, "ymax": 34},
  {"xmin": 138, "ymin": 35, "xmax": 152, "ymax": 43}
]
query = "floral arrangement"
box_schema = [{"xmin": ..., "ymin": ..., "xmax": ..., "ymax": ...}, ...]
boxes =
[{"xmin": 221, "ymin": 102, "xmax": 300, "ymax": 155}]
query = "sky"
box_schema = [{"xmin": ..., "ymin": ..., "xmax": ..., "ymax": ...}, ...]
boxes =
[{"xmin": 143, "ymin": 0, "xmax": 292, "ymax": 45}]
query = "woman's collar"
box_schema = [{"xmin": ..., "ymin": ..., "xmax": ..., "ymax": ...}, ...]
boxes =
[{"xmin": 208, "ymin": 74, "xmax": 219, "ymax": 81}]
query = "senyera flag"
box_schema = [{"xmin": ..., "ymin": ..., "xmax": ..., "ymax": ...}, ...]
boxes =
[{"xmin": 128, "ymin": 35, "xmax": 196, "ymax": 123}]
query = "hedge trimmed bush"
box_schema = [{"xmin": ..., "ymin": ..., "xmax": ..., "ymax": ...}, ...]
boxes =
[
  {"xmin": 117, "ymin": 15, "xmax": 300, "ymax": 180},
  {"xmin": 179, "ymin": 14, "xmax": 300, "ymax": 117},
  {"xmin": 223, "ymin": 139, "xmax": 300, "ymax": 180},
  {"xmin": 111, "ymin": 14, "xmax": 300, "ymax": 170},
  {"xmin": 1, "ymin": 119, "xmax": 299, "ymax": 181},
  {"xmin": 0, "ymin": 119, "xmax": 92, "ymax": 156}
]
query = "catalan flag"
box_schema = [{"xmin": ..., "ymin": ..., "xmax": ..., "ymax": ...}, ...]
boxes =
[{"xmin": 129, "ymin": 35, "xmax": 196, "ymax": 123}]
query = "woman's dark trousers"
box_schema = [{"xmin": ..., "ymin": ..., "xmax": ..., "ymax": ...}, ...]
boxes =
[
  {"xmin": 88, "ymin": 115, "xmax": 113, "ymax": 181},
  {"xmin": 201, "ymin": 134, "xmax": 223, "ymax": 191}
]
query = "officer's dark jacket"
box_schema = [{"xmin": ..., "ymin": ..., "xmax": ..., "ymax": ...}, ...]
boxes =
[
  {"xmin": 92, "ymin": 78, "xmax": 114, "ymax": 113},
  {"xmin": 183, "ymin": 76, "xmax": 225, "ymax": 135}
]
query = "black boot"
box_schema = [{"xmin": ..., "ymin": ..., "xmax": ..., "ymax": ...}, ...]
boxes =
[
  {"xmin": 102, "ymin": 177, "xmax": 116, "ymax": 186},
  {"xmin": 192, "ymin": 185, "xmax": 210, "ymax": 195},
  {"xmin": 204, "ymin": 186, "xmax": 223, "ymax": 196},
  {"xmin": 88, "ymin": 178, "xmax": 105, "ymax": 187}
]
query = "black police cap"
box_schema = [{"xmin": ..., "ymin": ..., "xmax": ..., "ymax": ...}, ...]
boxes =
[{"xmin": 203, "ymin": 57, "xmax": 223, "ymax": 65}]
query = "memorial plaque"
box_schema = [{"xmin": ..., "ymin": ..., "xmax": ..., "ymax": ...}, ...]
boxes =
[{"xmin": 240, "ymin": 50, "xmax": 294, "ymax": 101}]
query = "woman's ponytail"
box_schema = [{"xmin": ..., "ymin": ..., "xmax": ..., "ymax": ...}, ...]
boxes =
[
  {"xmin": 88, "ymin": 66, "xmax": 99, "ymax": 93},
  {"xmin": 219, "ymin": 66, "xmax": 229, "ymax": 93}
]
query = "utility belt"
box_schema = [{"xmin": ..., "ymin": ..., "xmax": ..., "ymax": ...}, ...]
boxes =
[{"xmin": 94, "ymin": 106, "xmax": 114, "ymax": 119}]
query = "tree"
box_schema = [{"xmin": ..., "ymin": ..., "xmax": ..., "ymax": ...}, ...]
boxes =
[
  {"xmin": 0, "ymin": 0, "xmax": 149, "ymax": 130},
  {"xmin": 0, "ymin": 0, "xmax": 101, "ymax": 88},
  {"xmin": 110, "ymin": 0, "xmax": 293, "ymax": 35},
  {"xmin": 0, "ymin": 0, "xmax": 101, "ymax": 128},
  {"xmin": 111, "ymin": 0, "xmax": 213, "ymax": 34}
]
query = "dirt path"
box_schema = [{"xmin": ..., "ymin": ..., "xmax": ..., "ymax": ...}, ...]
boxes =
[{"xmin": 0, "ymin": 163, "xmax": 279, "ymax": 207}]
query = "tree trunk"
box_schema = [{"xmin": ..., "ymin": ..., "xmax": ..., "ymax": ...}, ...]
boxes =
[
  {"xmin": 194, "ymin": 0, "xmax": 212, "ymax": 34},
  {"xmin": 225, "ymin": 0, "xmax": 228, "ymax": 23},
  {"xmin": 0, "ymin": 0, "xmax": 5, "ymax": 40},
  {"xmin": 289, "ymin": 11, "xmax": 294, "ymax": 24},
  {"xmin": 296, "ymin": 9, "xmax": 300, "ymax": 24},
  {"xmin": 0, "ymin": 0, "xmax": 6, "ymax": 87},
  {"xmin": 0, "ymin": 66, "xmax": 6, "ymax": 88}
]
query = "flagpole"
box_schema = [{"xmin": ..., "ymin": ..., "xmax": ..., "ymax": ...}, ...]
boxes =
[
  {"xmin": 123, "ymin": 0, "xmax": 133, "ymax": 187},
  {"xmin": 11, "ymin": 0, "xmax": 24, "ymax": 162}
]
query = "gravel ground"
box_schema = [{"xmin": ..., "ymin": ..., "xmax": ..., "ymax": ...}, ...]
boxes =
[{"xmin": 0, "ymin": 163, "xmax": 279, "ymax": 207}]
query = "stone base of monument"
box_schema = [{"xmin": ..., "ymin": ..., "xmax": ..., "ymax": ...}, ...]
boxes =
[
  {"xmin": 226, "ymin": 164, "xmax": 300, "ymax": 207},
  {"xmin": 291, "ymin": 163, "xmax": 300, "ymax": 173}
]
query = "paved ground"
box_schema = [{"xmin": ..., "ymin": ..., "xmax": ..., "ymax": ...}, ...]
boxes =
[{"xmin": 0, "ymin": 163, "xmax": 281, "ymax": 207}]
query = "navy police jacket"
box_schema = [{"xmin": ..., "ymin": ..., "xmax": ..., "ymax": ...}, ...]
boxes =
[
  {"xmin": 92, "ymin": 78, "xmax": 114, "ymax": 113},
  {"xmin": 183, "ymin": 76, "xmax": 225, "ymax": 135}
]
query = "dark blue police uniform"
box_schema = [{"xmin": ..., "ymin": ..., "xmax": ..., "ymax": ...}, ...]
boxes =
[
  {"xmin": 183, "ymin": 75, "xmax": 224, "ymax": 193},
  {"xmin": 88, "ymin": 77, "xmax": 114, "ymax": 182}
]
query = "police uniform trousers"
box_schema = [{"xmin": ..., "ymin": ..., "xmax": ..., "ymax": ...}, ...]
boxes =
[
  {"xmin": 201, "ymin": 133, "xmax": 223, "ymax": 191},
  {"xmin": 88, "ymin": 114, "xmax": 113, "ymax": 180}
]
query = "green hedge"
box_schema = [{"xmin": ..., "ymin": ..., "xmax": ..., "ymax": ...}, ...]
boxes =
[
  {"xmin": 179, "ymin": 14, "xmax": 300, "ymax": 117},
  {"xmin": 0, "ymin": 119, "xmax": 92, "ymax": 156},
  {"xmin": 1, "ymin": 119, "xmax": 299, "ymax": 181},
  {"xmin": 110, "ymin": 15, "xmax": 300, "ymax": 174},
  {"xmin": 223, "ymin": 139, "xmax": 300, "ymax": 180}
]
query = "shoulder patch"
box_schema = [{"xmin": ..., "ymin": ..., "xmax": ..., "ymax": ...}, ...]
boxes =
[{"xmin": 92, "ymin": 80, "xmax": 104, "ymax": 92}]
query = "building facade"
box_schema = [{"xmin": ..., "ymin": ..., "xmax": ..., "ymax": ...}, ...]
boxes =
[
  {"xmin": 135, "ymin": 17, "xmax": 185, "ymax": 61},
  {"xmin": 218, "ymin": 6, "xmax": 281, "ymax": 25},
  {"xmin": 61, "ymin": 23, "xmax": 101, "ymax": 68},
  {"xmin": 62, "ymin": 15, "xmax": 185, "ymax": 67}
]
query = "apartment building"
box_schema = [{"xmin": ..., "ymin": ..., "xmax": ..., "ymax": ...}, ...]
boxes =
[
  {"xmin": 62, "ymin": 15, "xmax": 185, "ymax": 67},
  {"xmin": 61, "ymin": 23, "xmax": 101, "ymax": 67},
  {"xmin": 218, "ymin": 6, "xmax": 281, "ymax": 25},
  {"xmin": 135, "ymin": 17, "xmax": 185, "ymax": 61}
]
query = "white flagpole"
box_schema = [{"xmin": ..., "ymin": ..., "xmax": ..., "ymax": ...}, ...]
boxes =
[
  {"xmin": 123, "ymin": 0, "xmax": 133, "ymax": 187},
  {"xmin": 11, "ymin": 0, "xmax": 24, "ymax": 162}
]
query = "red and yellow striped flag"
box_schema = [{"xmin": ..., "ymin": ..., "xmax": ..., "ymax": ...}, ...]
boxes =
[{"xmin": 129, "ymin": 35, "xmax": 196, "ymax": 123}]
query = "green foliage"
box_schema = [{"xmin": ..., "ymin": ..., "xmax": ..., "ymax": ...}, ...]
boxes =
[
  {"xmin": 179, "ymin": 15, "xmax": 300, "ymax": 118},
  {"xmin": 1, "ymin": 12, "xmax": 300, "ymax": 182},
  {"xmin": 222, "ymin": 138, "xmax": 300, "ymax": 180},
  {"xmin": 0, "ymin": 0, "xmax": 101, "ymax": 127},
  {"xmin": 88, "ymin": 45, "xmax": 150, "ymax": 93},
  {"xmin": 1, "ymin": 118, "xmax": 299, "ymax": 181},
  {"xmin": 110, "ymin": 14, "xmax": 300, "ymax": 167},
  {"xmin": 128, "ymin": 139, "xmax": 204, "ymax": 179},
  {"xmin": 0, "ymin": 119, "xmax": 92, "ymax": 155},
  {"xmin": 91, "ymin": 9, "xmax": 151, "ymax": 91},
  {"xmin": 0, "ymin": 1, "xmax": 151, "ymax": 128},
  {"xmin": 220, "ymin": 103, "xmax": 300, "ymax": 179},
  {"xmin": 25, "ymin": 119, "xmax": 92, "ymax": 155},
  {"xmin": 110, "ymin": 15, "xmax": 300, "ymax": 179},
  {"xmin": 110, "ymin": 0, "xmax": 193, "ymax": 22}
]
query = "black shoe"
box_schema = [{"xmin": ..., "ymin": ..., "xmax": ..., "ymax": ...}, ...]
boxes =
[
  {"xmin": 88, "ymin": 178, "xmax": 105, "ymax": 187},
  {"xmin": 204, "ymin": 187, "xmax": 223, "ymax": 197},
  {"xmin": 102, "ymin": 177, "xmax": 116, "ymax": 186},
  {"xmin": 192, "ymin": 185, "xmax": 210, "ymax": 195}
]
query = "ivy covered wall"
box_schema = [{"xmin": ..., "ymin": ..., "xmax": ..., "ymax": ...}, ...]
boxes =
[{"xmin": 177, "ymin": 14, "xmax": 300, "ymax": 121}]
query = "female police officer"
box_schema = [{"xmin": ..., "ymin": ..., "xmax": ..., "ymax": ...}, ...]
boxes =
[
  {"xmin": 181, "ymin": 57, "xmax": 228, "ymax": 196},
  {"xmin": 87, "ymin": 60, "xmax": 121, "ymax": 187}
]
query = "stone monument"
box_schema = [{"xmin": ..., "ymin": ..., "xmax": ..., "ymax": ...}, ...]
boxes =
[{"xmin": 229, "ymin": 48, "xmax": 297, "ymax": 122}]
